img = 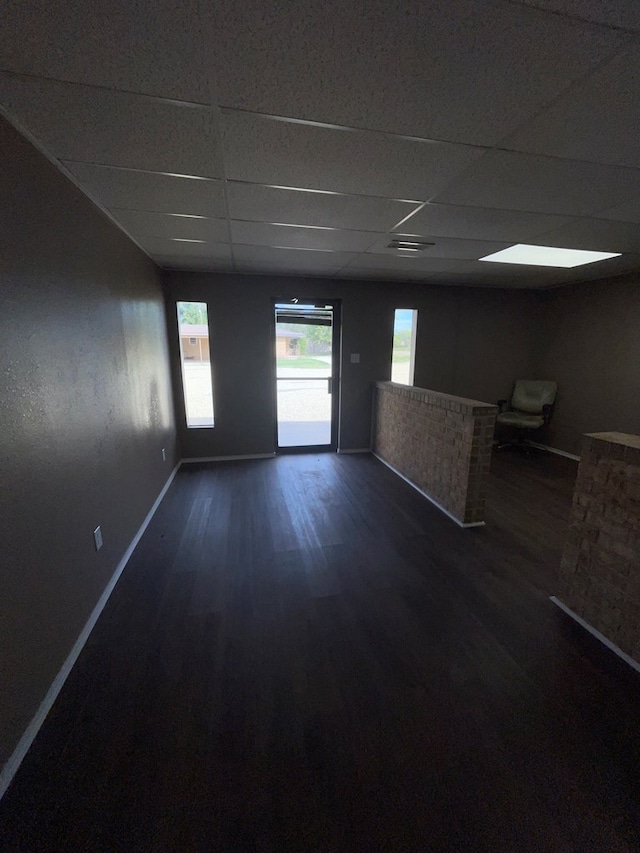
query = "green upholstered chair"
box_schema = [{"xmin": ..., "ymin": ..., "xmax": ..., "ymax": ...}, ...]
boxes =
[{"xmin": 496, "ymin": 379, "xmax": 557, "ymax": 450}]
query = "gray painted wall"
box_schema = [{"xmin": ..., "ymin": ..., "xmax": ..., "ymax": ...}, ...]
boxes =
[
  {"xmin": 413, "ymin": 286, "xmax": 540, "ymax": 405},
  {"xmin": 537, "ymin": 276, "xmax": 640, "ymax": 456},
  {"xmin": 165, "ymin": 273, "xmax": 538, "ymax": 457},
  {"xmin": 0, "ymin": 118, "xmax": 178, "ymax": 770}
]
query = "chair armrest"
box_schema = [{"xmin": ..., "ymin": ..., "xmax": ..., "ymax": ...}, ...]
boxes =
[{"xmin": 497, "ymin": 399, "xmax": 508, "ymax": 413}]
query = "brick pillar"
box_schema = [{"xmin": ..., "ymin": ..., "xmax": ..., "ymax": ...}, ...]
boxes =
[{"xmin": 558, "ymin": 432, "xmax": 640, "ymax": 664}]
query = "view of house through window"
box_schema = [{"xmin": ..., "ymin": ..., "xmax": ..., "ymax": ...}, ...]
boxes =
[
  {"xmin": 177, "ymin": 301, "xmax": 214, "ymax": 427},
  {"xmin": 391, "ymin": 309, "xmax": 418, "ymax": 385}
]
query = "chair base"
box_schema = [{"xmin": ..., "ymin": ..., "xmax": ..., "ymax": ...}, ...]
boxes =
[{"xmin": 494, "ymin": 438, "xmax": 545, "ymax": 456}]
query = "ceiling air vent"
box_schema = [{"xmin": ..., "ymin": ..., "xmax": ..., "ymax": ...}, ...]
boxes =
[{"xmin": 387, "ymin": 238, "xmax": 435, "ymax": 252}]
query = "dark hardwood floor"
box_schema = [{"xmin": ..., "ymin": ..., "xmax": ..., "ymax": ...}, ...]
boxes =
[{"xmin": 2, "ymin": 450, "xmax": 640, "ymax": 852}]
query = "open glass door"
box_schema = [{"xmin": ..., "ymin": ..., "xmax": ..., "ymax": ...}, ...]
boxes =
[{"xmin": 274, "ymin": 300, "xmax": 340, "ymax": 451}]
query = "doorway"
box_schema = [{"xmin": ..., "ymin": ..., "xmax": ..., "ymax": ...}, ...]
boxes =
[{"xmin": 273, "ymin": 299, "xmax": 340, "ymax": 451}]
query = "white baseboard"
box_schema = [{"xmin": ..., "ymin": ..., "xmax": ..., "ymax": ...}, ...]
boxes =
[
  {"xmin": 525, "ymin": 441, "xmax": 581, "ymax": 461},
  {"xmin": 337, "ymin": 447, "xmax": 371, "ymax": 454},
  {"xmin": 372, "ymin": 453, "xmax": 485, "ymax": 529},
  {"xmin": 181, "ymin": 453, "xmax": 276, "ymax": 463},
  {"xmin": 550, "ymin": 596, "xmax": 640, "ymax": 674},
  {"xmin": 0, "ymin": 461, "xmax": 181, "ymax": 803}
]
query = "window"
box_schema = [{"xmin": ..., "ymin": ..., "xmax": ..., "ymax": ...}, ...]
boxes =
[
  {"xmin": 391, "ymin": 309, "xmax": 417, "ymax": 386},
  {"xmin": 177, "ymin": 301, "xmax": 214, "ymax": 428}
]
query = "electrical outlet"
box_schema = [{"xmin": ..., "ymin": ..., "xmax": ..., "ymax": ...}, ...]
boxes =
[
  {"xmin": 93, "ymin": 525, "xmax": 103, "ymax": 551},
  {"xmin": 161, "ymin": 448, "xmax": 166, "ymax": 462}
]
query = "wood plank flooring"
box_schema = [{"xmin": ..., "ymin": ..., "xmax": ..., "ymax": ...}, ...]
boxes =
[{"xmin": 2, "ymin": 451, "xmax": 640, "ymax": 852}]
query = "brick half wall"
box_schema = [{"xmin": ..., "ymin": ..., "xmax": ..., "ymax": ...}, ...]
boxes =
[
  {"xmin": 558, "ymin": 431, "xmax": 640, "ymax": 664},
  {"xmin": 373, "ymin": 381, "xmax": 497, "ymax": 526}
]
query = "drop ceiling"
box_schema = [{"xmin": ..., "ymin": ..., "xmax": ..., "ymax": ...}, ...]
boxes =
[{"xmin": 2, "ymin": 0, "xmax": 640, "ymax": 288}]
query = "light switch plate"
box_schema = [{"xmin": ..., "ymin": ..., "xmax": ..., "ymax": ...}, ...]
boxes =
[
  {"xmin": 93, "ymin": 526, "xmax": 103, "ymax": 551},
  {"xmin": 350, "ymin": 353, "xmax": 360, "ymax": 364}
]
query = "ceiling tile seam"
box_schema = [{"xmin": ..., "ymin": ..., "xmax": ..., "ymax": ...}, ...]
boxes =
[
  {"xmin": 398, "ymin": 200, "xmax": 640, "ymax": 232},
  {"xmin": 61, "ymin": 161, "xmax": 227, "ymax": 185},
  {"xmin": 232, "ymin": 243, "xmax": 358, "ymax": 256},
  {"xmin": 226, "ymin": 179, "xmax": 425, "ymax": 205},
  {"xmin": 428, "ymin": 146, "xmax": 640, "ymax": 221},
  {"xmin": 390, "ymin": 203, "xmax": 428, "ymax": 232},
  {"xmin": 235, "ymin": 189, "xmax": 640, "ymax": 226},
  {"xmin": 405, "ymin": 199, "xmax": 564, "ymax": 219},
  {"xmin": 59, "ymin": 168, "xmax": 640, "ymax": 250},
  {"xmin": 110, "ymin": 210, "xmax": 212, "ymax": 220},
  {"xmin": 194, "ymin": 0, "xmax": 220, "ymax": 110},
  {"xmin": 0, "ymin": 69, "xmax": 217, "ymax": 110},
  {"xmin": 112, "ymin": 213, "xmax": 220, "ymax": 225},
  {"xmin": 333, "ymin": 252, "xmax": 377, "ymax": 275},
  {"xmin": 489, "ymin": 42, "xmax": 639, "ymax": 163},
  {"xmin": 238, "ymin": 221, "xmax": 339, "ymax": 231},
  {"xmin": 427, "ymin": 160, "xmax": 640, "ymax": 221},
  {"xmin": 501, "ymin": 0, "xmax": 640, "ymax": 37},
  {"xmin": 131, "ymin": 238, "xmax": 232, "ymax": 248},
  {"xmin": 219, "ymin": 106, "xmax": 492, "ymax": 153},
  {"xmin": 265, "ymin": 246, "xmax": 336, "ymax": 253},
  {"xmin": 193, "ymin": 0, "xmax": 236, "ymax": 271},
  {"xmin": 59, "ymin": 162, "xmax": 427, "ymax": 206},
  {"xmin": 510, "ymin": 215, "xmax": 587, "ymax": 241},
  {"xmin": 228, "ymin": 217, "xmax": 408, "ymax": 237},
  {"xmin": 493, "ymin": 140, "xmax": 640, "ymax": 173},
  {"xmin": 0, "ymin": 103, "xmax": 159, "ymax": 268}
]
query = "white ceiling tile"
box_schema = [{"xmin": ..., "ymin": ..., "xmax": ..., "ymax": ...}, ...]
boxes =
[
  {"xmin": 432, "ymin": 272, "xmax": 552, "ymax": 288},
  {"xmin": 364, "ymin": 234, "xmax": 511, "ymax": 260},
  {"xmin": 221, "ymin": 113, "xmax": 486, "ymax": 200},
  {"xmin": 0, "ymin": 0, "xmax": 210, "ymax": 102},
  {"xmin": 342, "ymin": 253, "xmax": 460, "ymax": 273},
  {"xmin": 151, "ymin": 255, "xmax": 234, "ymax": 272},
  {"xmin": 140, "ymin": 238, "xmax": 232, "ymax": 260},
  {"xmin": 338, "ymin": 267, "xmax": 457, "ymax": 282},
  {"xmin": 536, "ymin": 252, "xmax": 640, "ymax": 282},
  {"xmin": 595, "ymin": 198, "xmax": 640, "ymax": 224},
  {"xmin": 230, "ymin": 221, "xmax": 378, "ymax": 253},
  {"xmin": 110, "ymin": 210, "xmax": 229, "ymax": 242},
  {"xmin": 447, "ymin": 251, "xmax": 640, "ymax": 285},
  {"xmin": 208, "ymin": 0, "xmax": 626, "ymax": 146},
  {"xmin": 397, "ymin": 202, "xmax": 575, "ymax": 242},
  {"xmin": 434, "ymin": 150, "xmax": 640, "ymax": 216},
  {"xmin": 0, "ymin": 75, "xmax": 223, "ymax": 175},
  {"xmin": 233, "ymin": 245, "xmax": 355, "ymax": 275},
  {"xmin": 510, "ymin": 1, "xmax": 640, "ymax": 31},
  {"xmin": 445, "ymin": 260, "xmax": 564, "ymax": 287},
  {"xmin": 530, "ymin": 217, "xmax": 640, "ymax": 253},
  {"xmin": 226, "ymin": 183, "xmax": 416, "ymax": 231},
  {"xmin": 63, "ymin": 163, "xmax": 227, "ymax": 216},
  {"xmin": 504, "ymin": 49, "xmax": 640, "ymax": 167}
]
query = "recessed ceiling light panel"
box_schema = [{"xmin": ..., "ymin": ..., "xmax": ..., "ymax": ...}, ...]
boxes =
[{"xmin": 479, "ymin": 244, "xmax": 621, "ymax": 268}]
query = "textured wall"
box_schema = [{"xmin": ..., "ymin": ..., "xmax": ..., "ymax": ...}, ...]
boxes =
[
  {"xmin": 559, "ymin": 432, "xmax": 640, "ymax": 663},
  {"xmin": 537, "ymin": 276, "xmax": 640, "ymax": 456},
  {"xmin": 373, "ymin": 382, "xmax": 496, "ymax": 525},
  {"xmin": 414, "ymin": 287, "xmax": 540, "ymax": 407},
  {"xmin": 0, "ymin": 118, "xmax": 178, "ymax": 770},
  {"xmin": 165, "ymin": 273, "xmax": 533, "ymax": 458}
]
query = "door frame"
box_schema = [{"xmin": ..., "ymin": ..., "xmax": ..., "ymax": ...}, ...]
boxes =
[{"xmin": 272, "ymin": 297, "xmax": 341, "ymax": 454}]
